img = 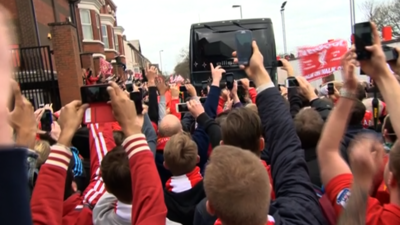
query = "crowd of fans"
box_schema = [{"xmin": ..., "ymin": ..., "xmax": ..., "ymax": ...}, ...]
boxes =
[{"xmin": 1, "ymin": 4, "xmax": 400, "ymax": 223}]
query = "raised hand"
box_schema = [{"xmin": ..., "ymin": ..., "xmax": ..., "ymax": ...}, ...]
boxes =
[
  {"xmin": 210, "ymin": 63, "xmax": 225, "ymax": 86},
  {"xmin": 187, "ymin": 100, "xmax": 205, "ymax": 118},
  {"xmin": 340, "ymin": 49, "xmax": 358, "ymax": 91}
]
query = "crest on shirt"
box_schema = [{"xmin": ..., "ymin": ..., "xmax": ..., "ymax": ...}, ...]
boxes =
[{"xmin": 336, "ymin": 188, "xmax": 351, "ymax": 208}]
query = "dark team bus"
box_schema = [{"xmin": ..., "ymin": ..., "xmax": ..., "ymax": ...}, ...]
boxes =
[{"xmin": 189, "ymin": 18, "xmax": 278, "ymax": 87}]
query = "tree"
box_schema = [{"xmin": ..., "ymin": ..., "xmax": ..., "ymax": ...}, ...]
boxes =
[
  {"xmin": 174, "ymin": 48, "xmax": 190, "ymax": 79},
  {"xmin": 360, "ymin": 0, "xmax": 400, "ymax": 37}
]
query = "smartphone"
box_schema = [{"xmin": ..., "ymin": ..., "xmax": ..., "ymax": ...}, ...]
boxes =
[
  {"xmin": 179, "ymin": 86, "xmax": 187, "ymax": 92},
  {"xmin": 285, "ymin": 77, "xmax": 298, "ymax": 88},
  {"xmin": 80, "ymin": 84, "xmax": 110, "ymax": 104},
  {"xmin": 382, "ymin": 45, "xmax": 399, "ymax": 62},
  {"xmin": 199, "ymin": 97, "xmax": 207, "ymax": 104},
  {"xmin": 126, "ymin": 83, "xmax": 134, "ymax": 92},
  {"xmin": 41, "ymin": 109, "xmax": 53, "ymax": 132},
  {"xmin": 226, "ymin": 73, "xmax": 234, "ymax": 90},
  {"xmin": 176, "ymin": 103, "xmax": 189, "ymax": 113},
  {"xmin": 354, "ymin": 22, "xmax": 373, "ymax": 60},
  {"xmin": 201, "ymin": 80, "xmax": 208, "ymax": 95},
  {"xmin": 235, "ymin": 30, "xmax": 253, "ymax": 66},
  {"xmin": 327, "ymin": 83, "xmax": 335, "ymax": 95},
  {"xmin": 130, "ymin": 92, "xmax": 143, "ymax": 115},
  {"xmin": 277, "ymin": 60, "xmax": 284, "ymax": 67}
]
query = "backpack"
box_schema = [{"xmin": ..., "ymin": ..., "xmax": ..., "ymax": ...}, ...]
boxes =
[{"xmin": 313, "ymin": 185, "xmax": 336, "ymax": 225}]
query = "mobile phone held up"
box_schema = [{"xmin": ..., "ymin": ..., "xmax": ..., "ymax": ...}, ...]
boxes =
[
  {"xmin": 179, "ymin": 86, "xmax": 187, "ymax": 92},
  {"xmin": 126, "ymin": 83, "xmax": 134, "ymax": 92},
  {"xmin": 235, "ymin": 30, "xmax": 253, "ymax": 66},
  {"xmin": 41, "ymin": 109, "xmax": 53, "ymax": 132},
  {"xmin": 129, "ymin": 92, "xmax": 143, "ymax": 115},
  {"xmin": 176, "ymin": 103, "xmax": 189, "ymax": 113},
  {"xmin": 80, "ymin": 84, "xmax": 114, "ymax": 124},
  {"xmin": 225, "ymin": 73, "xmax": 234, "ymax": 90},
  {"xmin": 285, "ymin": 77, "xmax": 298, "ymax": 88},
  {"xmin": 327, "ymin": 83, "xmax": 335, "ymax": 95},
  {"xmin": 354, "ymin": 22, "xmax": 373, "ymax": 60}
]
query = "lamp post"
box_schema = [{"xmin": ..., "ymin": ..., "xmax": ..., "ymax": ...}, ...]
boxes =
[
  {"xmin": 280, "ymin": 1, "xmax": 288, "ymax": 54},
  {"xmin": 159, "ymin": 50, "xmax": 163, "ymax": 72},
  {"xmin": 349, "ymin": 0, "xmax": 356, "ymax": 33},
  {"xmin": 232, "ymin": 5, "xmax": 242, "ymax": 19}
]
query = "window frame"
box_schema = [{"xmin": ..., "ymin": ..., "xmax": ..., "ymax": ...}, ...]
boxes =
[
  {"xmin": 101, "ymin": 25, "xmax": 109, "ymax": 49},
  {"xmin": 79, "ymin": 9, "xmax": 93, "ymax": 40}
]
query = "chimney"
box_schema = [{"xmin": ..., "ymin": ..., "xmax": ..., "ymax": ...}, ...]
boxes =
[{"xmin": 382, "ymin": 26, "xmax": 392, "ymax": 41}]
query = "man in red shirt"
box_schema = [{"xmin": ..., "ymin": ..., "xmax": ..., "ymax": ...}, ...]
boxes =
[{"xmin": 318, "ymin": 30, "xmax": 400, "ymax": 225}]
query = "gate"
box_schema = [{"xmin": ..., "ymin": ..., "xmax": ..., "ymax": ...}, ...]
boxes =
[{"xmin": 11, "ymin": 46, "xmax": 61, "ymax": 111}]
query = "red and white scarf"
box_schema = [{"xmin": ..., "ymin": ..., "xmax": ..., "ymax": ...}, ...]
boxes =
[
  {"xmin": 157, "ymin": 137, "xmax": 170, "ymax": 150},
  {"xmin": 214, "ymin": 215, "xmax": 275, "ymax": 225},
  {"xmin": 260, "ymin": 160, "xmax": 275, "ymax": 200},
  {"xmin": 165, "ymin": 167, "xmax": 203, "ymax": 193}
]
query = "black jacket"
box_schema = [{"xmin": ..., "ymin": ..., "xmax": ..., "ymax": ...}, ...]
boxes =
[
  {"xmin": 304, "ymin": 147, "xmax": 321, "ymax": 187},
  {"xmin": 257, "ymin": 87, "xmax": 326, "ymax": 225},
  {"xmin": 164, "ymin": 181, "xmax": 206, "ymax": 225}
]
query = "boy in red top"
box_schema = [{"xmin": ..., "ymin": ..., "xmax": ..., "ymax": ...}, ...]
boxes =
[
  {"xmin": 163, "ymin": 133, "xmax": 205, "ymax": 224},
  {"xmin": 204, "ymin": 145, "xmax": 275, "ymax": 225}
]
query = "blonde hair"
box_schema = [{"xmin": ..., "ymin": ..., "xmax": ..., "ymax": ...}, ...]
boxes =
[
  {"xmin": 164, "ymin": 133, "xmax": 198, "ymax": 175},
  {"xmin": 245, "ymin": 103, "xmax": 258, "ymax": 114},
  {"xmin": 34, "ymin": 140, "xmax": 51, "ymax": 167}
]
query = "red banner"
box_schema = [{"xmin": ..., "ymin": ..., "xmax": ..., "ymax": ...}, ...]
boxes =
[{"xmin": 298, "ymin": 39, "xmax": 348, "ymax": 81}]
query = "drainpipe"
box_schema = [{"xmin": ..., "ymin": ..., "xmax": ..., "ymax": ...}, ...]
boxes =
[{"xmin": 30, "ymin": 0, "xmax": 41, "ymax": 45}]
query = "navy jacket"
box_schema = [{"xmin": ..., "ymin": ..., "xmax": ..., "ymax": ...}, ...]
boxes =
[
  {"xmin": 0, "ymin": 147, "xmax": 33, "ymax": 225},
  {"xmin": 257, "ymin": 87, "xmax": 326, "ymax": 225}
]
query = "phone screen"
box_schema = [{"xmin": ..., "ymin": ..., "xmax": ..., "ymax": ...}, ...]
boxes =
[
  {"xmin": 285, "ymin": 77, "xmax": 298, "ymax": 88},
  {"xmin": 130, "ymin": 92, "xmax": 143, "ymax": 114},
  {"xmin": 179, "ymin": 86, "xmax": 187, "ymax": 92},
  {"xmin": 226, "ymin": 74, "xmax": 234, "ymax": 90},
  {"xmin": 235, "ymin": 30, "xmax": 253, "ymax": 65},
  {"xmin": 327, "ymin": 83, "xmax": 334, "ymax": 95},
  {"xmin": 354, "ymin": 22, "xmax": 372, "ymax": 60},
  {"xmin": 41, "ymin": 109, "xmax": 53, "ymax": 132},
  {"xmin": 176, "ymin": 103, "xmax": 189, "ymax": 113},
  {"xmin": 81, "ymin": 84, "xmax": 110, "ymax": 104},
  {"xmin": 126, "ymin": 83, "xmax": 134, "ymax": 92}
]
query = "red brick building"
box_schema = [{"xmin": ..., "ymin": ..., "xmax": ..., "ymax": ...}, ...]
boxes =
[{"xmin": 2, "ymin": 0, "xmax": 135, "ymax": 109}]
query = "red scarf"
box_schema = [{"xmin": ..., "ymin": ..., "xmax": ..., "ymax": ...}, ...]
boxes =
[
  {"xmin": 157, "ymin": 137, "xmax": 170, "ymax": 151},
  {"xmin": 260, "ymin": 160, "xmax": 275, "ymax": 200},
  {"xmin": 214, "ymin": 215, "xmax": 275, "ymax": 225},
  {"xmin": 165, "ymin": 167, "xmax": 203, "ymax": 193}
]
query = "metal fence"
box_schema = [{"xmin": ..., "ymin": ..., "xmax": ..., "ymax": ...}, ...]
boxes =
[{"xmin": 11, "ymin": 46, "xmax": 61, "ymax": 110}]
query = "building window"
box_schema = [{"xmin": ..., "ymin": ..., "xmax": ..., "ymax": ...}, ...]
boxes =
[
  {"xmin": 101, "ymin": 25, "xmax": 109, "ymax": 48},
  {"xmin": 96, "ymin": 14, "xmax": 101, "ymax": 40},
  {"xmin": 114, "ymin": 34, "xmax": 119, "ymax": 52},
  {"xmin": 80, "ymin": 9, "xmax": 93, "ymax": 40}
]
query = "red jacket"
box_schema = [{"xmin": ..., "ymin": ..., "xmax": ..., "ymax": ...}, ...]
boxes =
[
  {"xmin": 122, "ymin": 133, "xmax": 167, "ymax": 224},
  {"xmin": 31, "ymin": 123, "xmax": 115, "ymax": 225},
  {"xmin": 169, "ymin": 98, "xmax": 181, "ymax": 119}
]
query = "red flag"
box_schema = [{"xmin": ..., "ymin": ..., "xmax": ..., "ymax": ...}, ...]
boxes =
[{"xmin": 298, "ymin": 39, "xmax": 348, "ymax": 81}]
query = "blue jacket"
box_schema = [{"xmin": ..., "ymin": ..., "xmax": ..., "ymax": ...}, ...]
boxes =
[
  {"xmin": 0, "ymin": 147, "xmax": 33, "ymax": 225},
  {"xmin": 257, "ymin": 87, "xmax": 326, "ymax": 225}
]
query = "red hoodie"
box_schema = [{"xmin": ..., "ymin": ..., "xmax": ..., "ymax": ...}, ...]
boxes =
[{"xmin": 31, "ymin": 123, "xmax": 115, "ymax": 225}]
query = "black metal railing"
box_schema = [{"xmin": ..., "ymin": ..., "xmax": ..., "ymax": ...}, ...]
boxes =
[{"xmin": 11, "ymin": 46, "xmax": 61, "ymax": 110}]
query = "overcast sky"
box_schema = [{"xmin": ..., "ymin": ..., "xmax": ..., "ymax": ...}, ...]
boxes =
[{"xmin": 113, "ymin": 0, "xmax": 382, "ymax": 74}]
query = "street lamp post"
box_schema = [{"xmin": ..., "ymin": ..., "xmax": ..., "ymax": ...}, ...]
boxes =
[
  {"xmin": 232, "ymin": 5, "xmax": 242, "ymax": 19},
  {"xmin": 159, "ymin": 50, "xmax": 163, "ymax": 72},
  {"xmin": 349, "ymin": 0, "xmax": 356, "ymax": 33},
  {"xmin": 280, "ymin": 1, "xmax": 288, "ymax": 54}
]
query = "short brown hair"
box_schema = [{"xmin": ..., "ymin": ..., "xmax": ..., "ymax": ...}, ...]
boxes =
[
  {"xmin": 101, "ymin": 146, "xmax": 132, "ymax": 203},
  {"xmin": 294, "ymin": 108, "xmax": 323, "ymax": 149},
  {"xmin": 245, "ymin": 103, "xmax": 258, "ymax": 114},
  {"xmin": 164, "ymin": 133, "xmax": 198, "ymax": 175},
  {"xmin": 215, "ymin": 110, "xmax": 230, "ymax": 125},
  {"xmin": 221, "ymin": 107, "xmax": 262, "ymax": 156},
  {"xmin": 204, "ymin": 145, "xmax": 270, "ymax": 225},
  {"xmin": 113, "ymin": 131, "xmax": 125, "ymax": 146}
]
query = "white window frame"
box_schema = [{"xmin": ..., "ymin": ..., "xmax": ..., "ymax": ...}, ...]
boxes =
[
  {"xmin": 79, "ymin": 9, "xmax": 93, "ymax": 40},
  {"xmin": 110, "ymin": 28, "xmax": 115, "ymax": 49},
  {"xmin": 101, "ymin": 25, "xmax": 109, "ymax": 49}
]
